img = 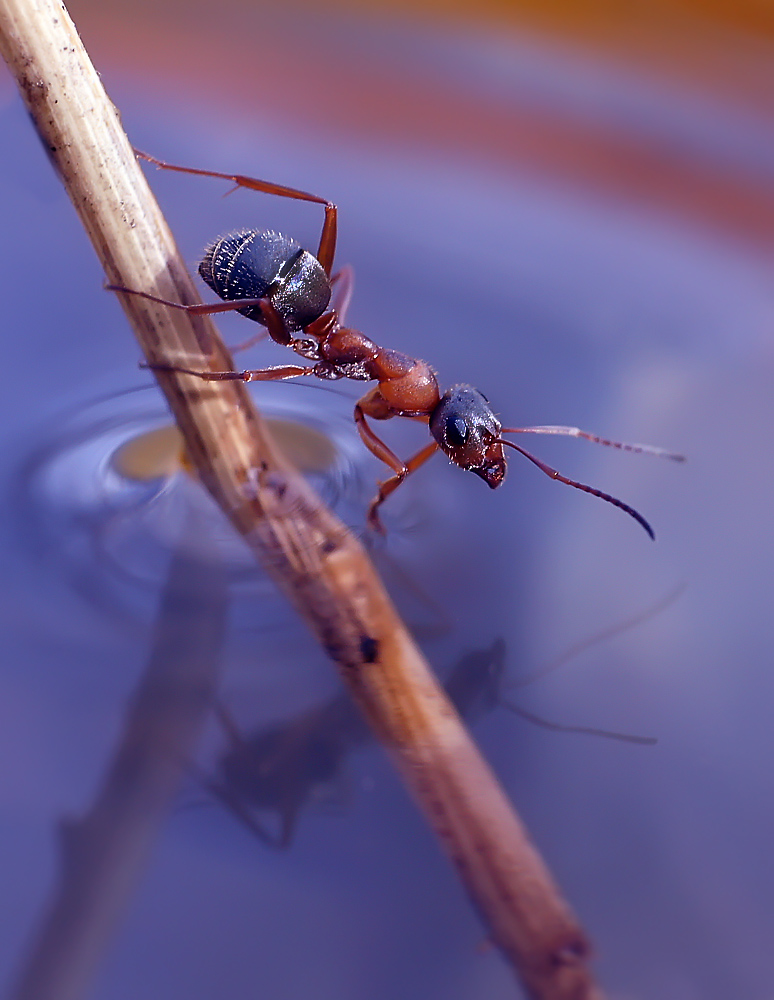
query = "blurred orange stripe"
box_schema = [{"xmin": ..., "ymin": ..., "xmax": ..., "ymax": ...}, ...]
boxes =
[
  {"xmin": 70, "ymin": 0, "xmax": 774, "ymax": 114},
  {"xmin": 66, "ymin": 6, "xmax": 774, "ymax": 250},
  {"xmin": 325, "ymin": 0, "xmax": 774, "ymax": 43}
]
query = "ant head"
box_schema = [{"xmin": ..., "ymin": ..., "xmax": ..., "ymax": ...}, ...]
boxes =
[
  {"xmin": 429, "ymin": 385, "xmax": 506, "ymax": 488},
  {"xmin": 200, "ymin": 230, "xmax": 331, "ymax": 331}
]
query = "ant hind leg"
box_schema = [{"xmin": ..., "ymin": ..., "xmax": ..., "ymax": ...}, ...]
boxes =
[{"xmin": 135, "ymin": 149, "xmax": 339, "ymax": 276}]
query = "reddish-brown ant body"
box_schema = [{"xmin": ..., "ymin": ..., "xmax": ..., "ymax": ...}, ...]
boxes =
[{"xmin": 109, "ymin": 151, "xmax": 682, "ymax": 536}]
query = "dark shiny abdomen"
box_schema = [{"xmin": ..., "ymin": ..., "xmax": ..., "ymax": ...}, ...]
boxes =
[{"xmin": 199, "ymin": 229, "xmax": 331, "ymax": 331}]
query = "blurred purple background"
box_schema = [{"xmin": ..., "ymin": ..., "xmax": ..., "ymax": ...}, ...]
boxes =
[{"xmin": 1, "ymin": 2, "xmax": 773, "ymax": 998}]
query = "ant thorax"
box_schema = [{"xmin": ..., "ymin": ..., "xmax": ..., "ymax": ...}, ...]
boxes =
[
  {"xmin": 289, "ymin": 336, "xmax": 373, "ymax": 381},
  {"xmin": 291, "ymin": 337, "xmax": 323, "ymax": 361}
]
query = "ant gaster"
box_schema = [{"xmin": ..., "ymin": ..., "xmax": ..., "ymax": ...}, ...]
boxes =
[{"xmin": 109, "ymin": 151, "xmax": 683, "ymax": 537}]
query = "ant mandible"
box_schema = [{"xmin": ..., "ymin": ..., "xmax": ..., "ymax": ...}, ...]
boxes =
[{"xmin": 109, "ymin": 151, "xmax": 683, "ymax": 537}]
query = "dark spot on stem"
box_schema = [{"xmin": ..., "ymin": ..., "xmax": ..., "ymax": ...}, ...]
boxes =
[{"xmin": 360, "ymin": 635, "xmax": 379, "ymax": 663}]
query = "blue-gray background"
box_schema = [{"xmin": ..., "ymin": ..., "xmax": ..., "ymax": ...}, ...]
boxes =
[{"xmin": 1, "ymin": 3, "xmax": 773, "ymax": 998}]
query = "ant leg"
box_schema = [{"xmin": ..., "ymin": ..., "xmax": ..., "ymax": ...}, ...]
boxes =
[
  {"xmin": 107, "ymin": 284, "xmax": 275, "ymax": 318},
  {"xmin": 135, "ymin": 150, "xmax": 338, "ymax": 276},
  {"xmin": 145, "ymin": 363, "xmax": 312, "ymax": 382},
  {"xmin": 329, "ymin": 265, "xmax": 354, "ymax": 324},
  {"xmin": 354, "ymin": 389, "xmax": 439, "ymax": 530},
  {"xmin": 366, "ymin": 442, "xmax": 440, "ymax": 532},
  {"xmin": 108, "ymin": 285, "xmax": 293, "ymax": 347},
  {"xmin": 354, "ymin": 404, "xmax": 404, "ymax": 473},
  {"xmin": 203, "ymin": 777, "xmax": 285, "ymax": 849},
  {"xmin": 258, "ymin": 298, "xmax": 293, "ymax": 346}
]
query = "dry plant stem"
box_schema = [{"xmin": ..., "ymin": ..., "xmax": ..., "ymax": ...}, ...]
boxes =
[
  {"xmin": 0, "ymin": 3, "xmax": 604, "ymax": 997},
  {"xmin": 11, "ymin": 518, "xmax": 229, "ymax": 1000}
]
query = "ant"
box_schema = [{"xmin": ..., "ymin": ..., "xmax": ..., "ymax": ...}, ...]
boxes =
[{"xmin": 109, "ymin": 151, "xmax": 683, "ymax": 536}]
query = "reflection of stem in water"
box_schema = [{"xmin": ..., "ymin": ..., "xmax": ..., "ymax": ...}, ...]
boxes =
[{"xmin": 10, "ymin": 523, "xmax": 227, "ymax": 1000}]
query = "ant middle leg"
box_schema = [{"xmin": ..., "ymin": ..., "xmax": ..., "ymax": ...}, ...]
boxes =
[
  {"xmin": 107, "ymin": 286, "xmax": 294, "ymax": 347},
  {"xmin": 107, "ymin": 284, "xmax": 270, "ymax": 317},
  {"xmin": 354, "ymin": 389, "xmax": 439, "ymax": 531},
  {"xmin": 135, "ymin": 150, "xmax": 338, "ymax": 276},
  {"xmin": 144, "ymin": 362, "xmax": 312, "ymax": 383}
]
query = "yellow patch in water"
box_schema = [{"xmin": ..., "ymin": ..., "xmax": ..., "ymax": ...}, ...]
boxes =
[{"xmin": 114, "ymin": 420, "xmax": 337, "ymax": 481}]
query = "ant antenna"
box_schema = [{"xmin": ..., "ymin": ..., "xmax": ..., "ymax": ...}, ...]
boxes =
[
  {"xmin": 500, "ymin": 425, "xmax": 685, "ymax": 463},
  {"xmin": 515, "ymin": 583, "xmax": 686, "ymax": 689},
  {"xmin": 498, "ymin": 698, "xmax": 657, "ymax": 745},
  {"xmin": 498, "ymin": 438, "xmax": 656, "ymax": 539}
]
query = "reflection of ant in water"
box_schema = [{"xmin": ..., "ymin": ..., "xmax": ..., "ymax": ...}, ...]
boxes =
[
  {"xmin": 109, "ymin": 151, "xmax": 683, "ymax": 535},
  {"xmin": 203, "ymin": 618, "xmax": 665, "ymax": 848},
  {"xmin": 204, "ymin": 693, "xmax": 366, "ymax": 849},
  {"xmin": 202, "ymin": 644, "xmax": 510, "ymax": 849},
  {"xmin": 204, "ymin": 642, "xmax": 518, "ymax": 848}
]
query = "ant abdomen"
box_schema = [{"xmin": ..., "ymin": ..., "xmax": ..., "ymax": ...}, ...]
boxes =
[{"xmin": 199, "ymin": 229, "xmax": 331, "ymax": 331}]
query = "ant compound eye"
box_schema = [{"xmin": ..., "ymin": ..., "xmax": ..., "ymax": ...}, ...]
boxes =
[
  {"xmin": 429, "ymin": 385, "xmax": 499, "ymax": 455},
  {"xmin": 446, "ymin": 416, "xmax": 469, "ymax": 448}
]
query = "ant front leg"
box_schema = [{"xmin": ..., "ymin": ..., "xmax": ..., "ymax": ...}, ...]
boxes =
[
  {"xmin": 366, "ymin": 442, "xmax": 440, "ymax": 531},
  {"xmin": 354, "ymin": 388, "xmax": 439, "ymax": 531},
  {"xmin": 135, "ymin": 150, "xmax": 338, "ymax": 276}
]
